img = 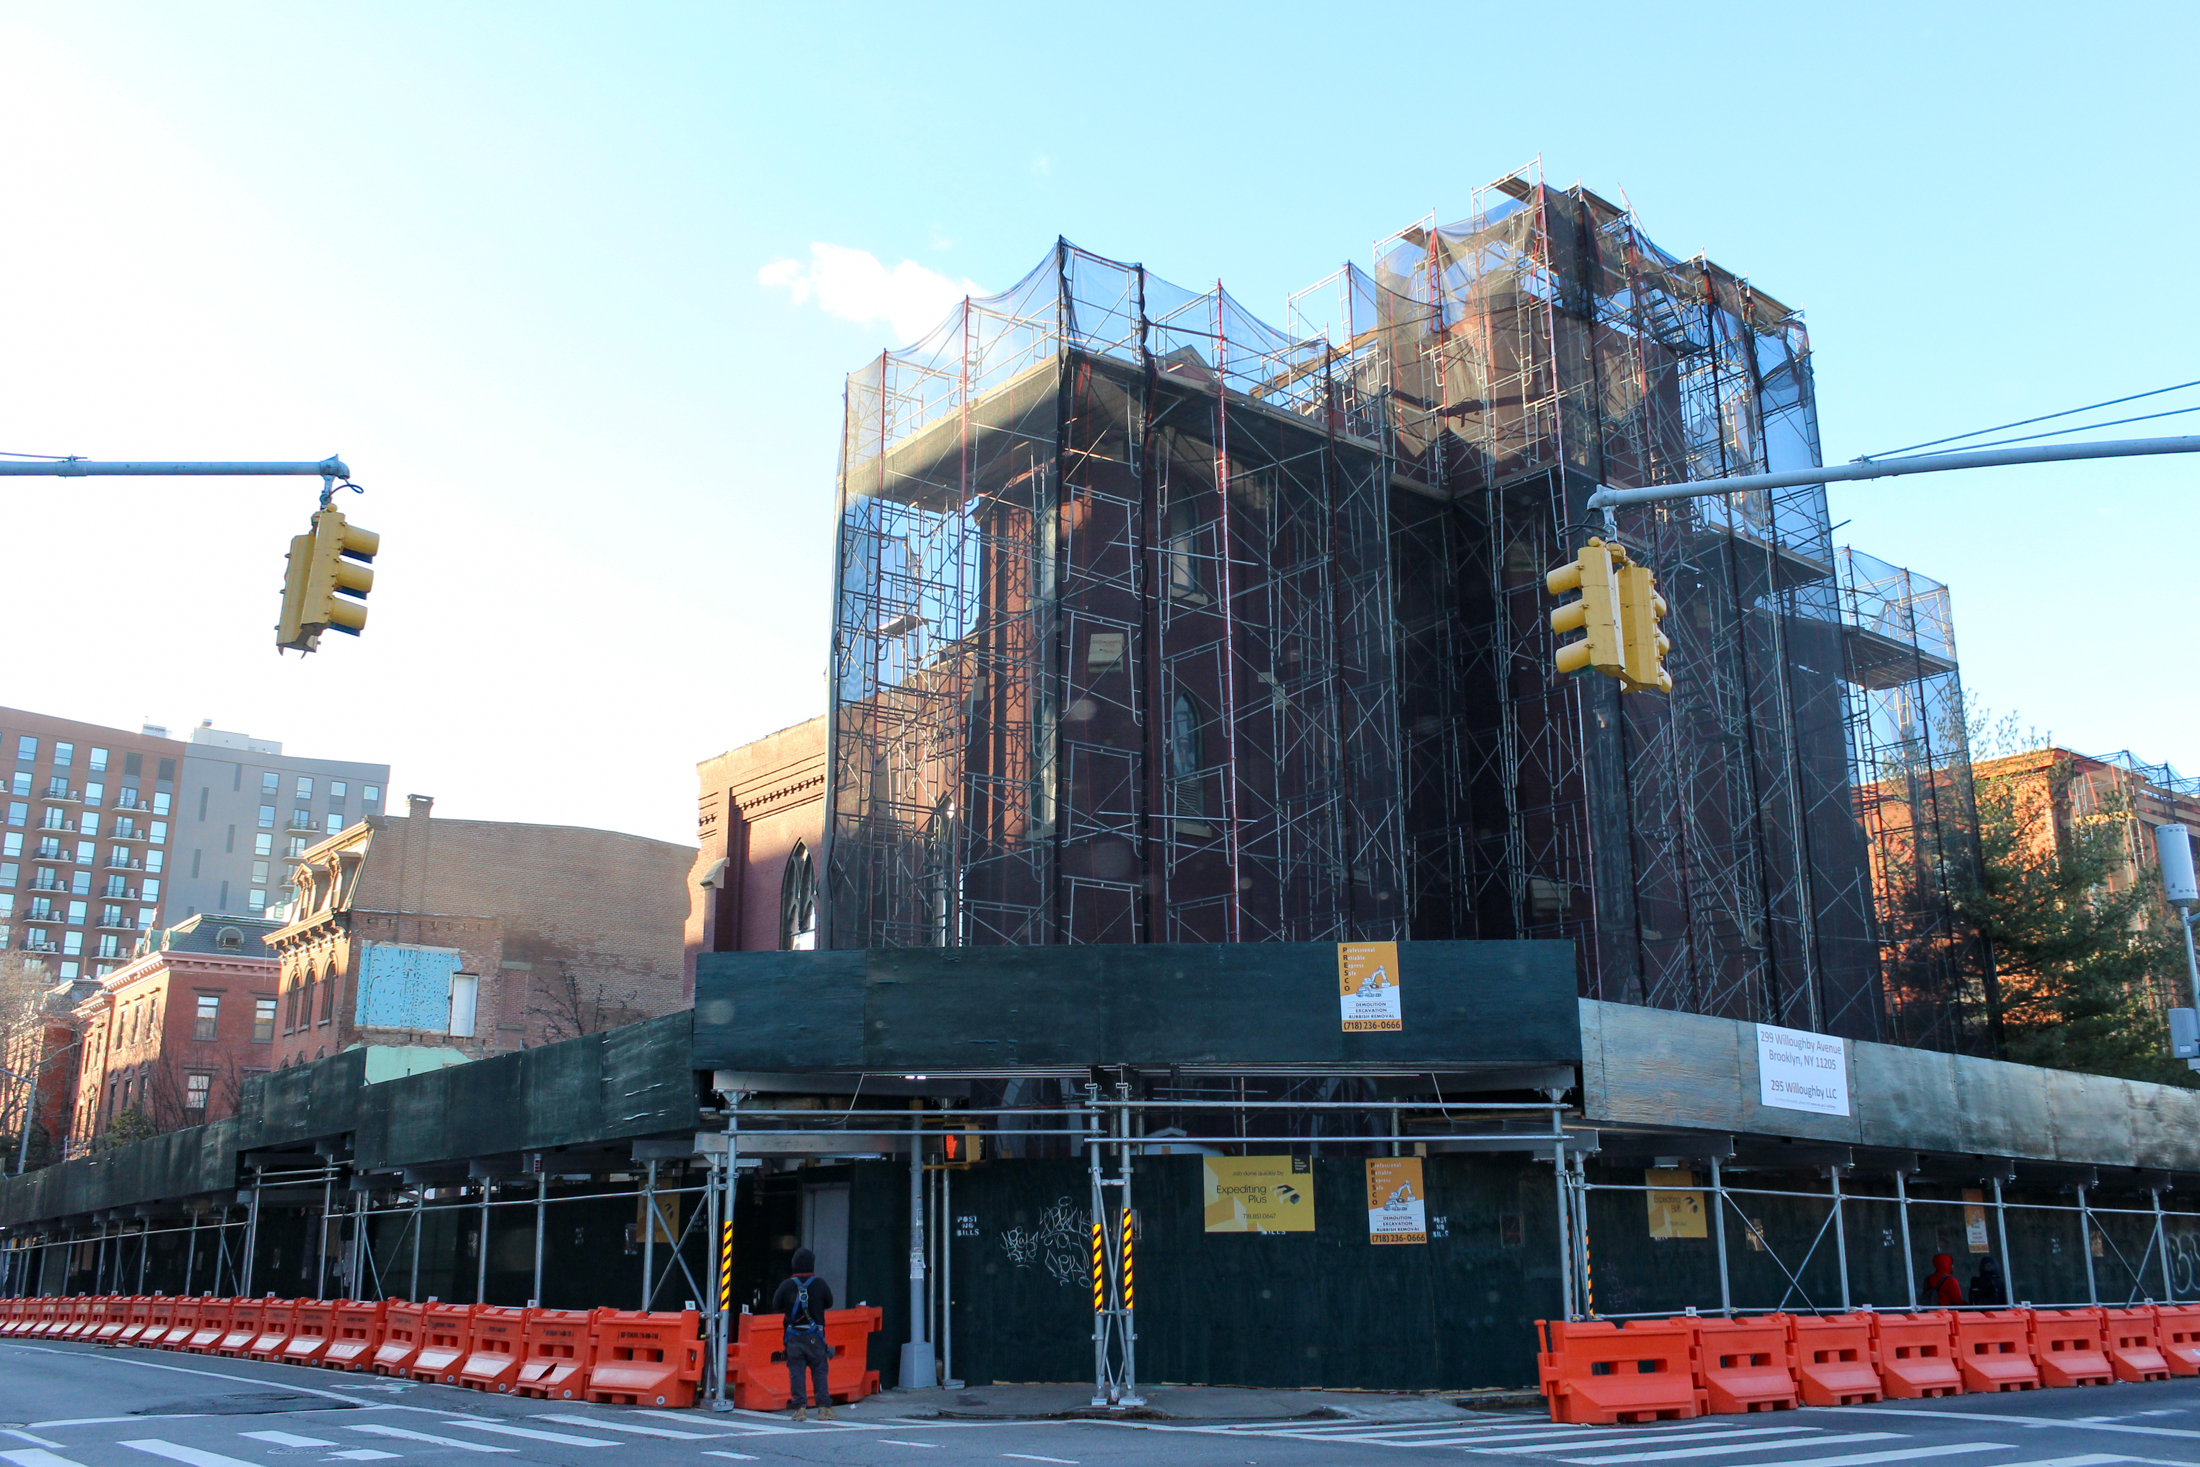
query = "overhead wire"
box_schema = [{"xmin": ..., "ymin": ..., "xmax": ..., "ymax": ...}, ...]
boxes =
[{"xmin": 1858, "ymin": 377, "xmax": 2200, "ymax": 460}]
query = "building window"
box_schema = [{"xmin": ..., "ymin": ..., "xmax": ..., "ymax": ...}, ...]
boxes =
[
  {"xmin": 292, "ymin": 807, "xmax": 312, "ymax": 830},
  {"xmin": 248, "ymin": 889, "xmax": 266, "ymax": 914},
  {"xmin": 146, "ymin": 850, "xmax": 162, "ymax": 874},
  {"xmin": 89, "ymin": 747, "xmax": 108, "ymax": 773},
  {"xmin": 330, "ymin": 781, "xmax": 347, "ymax": 802},
  {"xmin": 149, "ymin": 821, "xmax": 166, "ymax": 846},
  {"xmin": 95, "ymin": 935, "xmax": 121, "ymax": 959},
  {"xmin": 15, "ymin": 737, "xmax": 35, "ymax": 762},
  {"xmin": 84, "ymin": 782, "xmax": 104, "ymax": 806},
  {"xmin": 257, "ymin": 805, "xmax": 275, "ymax": 829},
  {"xmin": 142, "ymin": 878, "xmax": 158, "ymax": 900},
  {"xmin": 5, "ymin": 802, "xmax": 21, "ymax": 827},
  {"xmin": 0, "ymin": 865, "xmax": 17, "ymax": 889},
  {"xmin": 448, "ymin": 973, "xmax": 479, "ymax": 1038},
  {"xmin": 253, "ymin": 997, "xmax": 276, "ymax": 1043},
  {"xmin": 1170, "ymin": 692, "xmax": 1207, "ymax": 827},
  {"xmin": 251, "ymin": 861, "xmax": 269, "ymax": 884},
  {"xmin": 184, "ymin": 1073, "xmax": 210, "ymax": 1110},
  {"xmin": 100, "ymin": 903, "xmax": 122, "ymax": 927},
  {"xmin": 286, "ymin": 836, "xmax": 307, "ymax": 858},
  {"xmin": 138, "ymin": 907, "xmax": 156, "ymax": 928},
  {"xmin": 296, "ymin": 777, "xmax": 313, "ymax": 799},
  {"xmin": 152, "ymin": 790, "xmax": 169, "ymax": 815},
  {"xmin": 76, "ymin": 840, "xmax": 94, "ymax": 865},
  {"xmin": 262, "ymin": 772, "xmax": 279, "ymax": 794},
  {"xmin": 780, "ymin": 843, "xmax": 818, "ymax": 951},
  {"xmin": 319, "ymin": 975, "xmax": 336, "ymax": 1024},
  {"xmin": 325, "ymin": 813, "xmax": 343, "ymax": 834},
  {"xmin": 255, "ymin": 833, "xmax": 273, "ymax": 857},
  {"xmin": 78, "ymin": 813, "xmax": 98, "ymax": 837},
  {"xmin": 53, "ymin": 743, "xmax": 72, "ymax": 770},
  {"xmin": 67, "ymin": 900, "xmax": 86, "ymax": 925},
  {"xmin": 4, "ymin": 833, "xmax": 20, "ymax": 857},
  {"xmin": 194, "ymin": 994, "xmax": 220, "ymax": 1041},
  {"xmin": 62, "ymin": 931, "xmax": 82, "ymax": 956},
  {"xmin": 364, "ymin": 785, "xmax": 380, "ymax": 806}
]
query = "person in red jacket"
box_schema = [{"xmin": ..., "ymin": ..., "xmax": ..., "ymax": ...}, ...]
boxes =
[{"xmin": 1921, "ymin": 1252, "xmax": 1966, "ymax": 1306}]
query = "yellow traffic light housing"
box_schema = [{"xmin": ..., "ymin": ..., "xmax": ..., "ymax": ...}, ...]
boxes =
[
  {"xmin": 275, "ymin": 507, "xmax": 379, "ymax": 653},
  {"xmin": 1546, "ymin": 538, "xmax": 1625, "ymax": 679},
  {"xmin": 1618, "ymin": 563, "xmax": 1672, "ymax": 694}
]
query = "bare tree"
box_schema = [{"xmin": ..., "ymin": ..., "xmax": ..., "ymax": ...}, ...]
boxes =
[{"xmin": 524, "ymin": 962, "xmax": 644, "ymax": 1046}]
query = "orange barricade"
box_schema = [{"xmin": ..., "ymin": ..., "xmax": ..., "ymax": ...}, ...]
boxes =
[
  {"xmin": 584, "ymin": 1309, "xmax": 704, "ymax": 1409},
  {"xmin": 2031, "ymin": 1308, "xmax": 2111, "ymax": 1388},
  {"xmin": 92, "ymin": 1296, "xmax": 137, "ymax": 1343},
  {"xmin": 2102, "ymin": 1307, "xmax": 2171, "ymax": 1383},
  {"xmin": 132, "ymin": 1297, "xmax": 177, "ymax": 1346},
  {"xmin": 282, "ymin": 1301, "xmax": 338, "ymax": 1366},
  {"xmin": 1536, "ymin": 1319, "xmax": 1703, "ymax": 1425},
  {"xmin": 724, "ymin": 1308, "xmax": 882, "ymax": 1410},
  {"xmin": 216, "ymin": 1298, "xmax": 266, "ymax": 1357},
  {"xmin": 1688, "ymin": 1316, "xmax": 1797, "ymax": 1414},
  {"xmin": 1, "ymin": 1299, "xmax": 37, "ymax": 1336},
  {"xmin": 186, "ymin": 1300, "xmax": 235, "ymax": 1353},
  {"xmin": 410, "ymin": 1303, "xmax": 477, "ymax": 1384},
  {"xmin": 2157, "ymin": 1304, "xmax": 2200, "ymax": 1376},
  {"xmin": 372, "ymin": 1301, "xmax": 430, "ymax": 1377},
  {"xmin": 118, "ymin": 1296, "xmax": 159, "ymax": 1345},
  {"xmin": 324, "ymin": 1300, "xmax": 389, "ymax": 1371},
  {"xmin": 15, "ymin": 1299, "xmax": 57, "ymax": 1338},
  {"xmin": 824, "ymin": 1307, "xmax": 884, "ymax": 1406},
  {"xmin": 156, "ymin": 1299, "xmax": 202, "ymax": 1349},
  {"xmin": 1787, "ymin": 1312, "xmax": 1884, "ymax": 1407},
  {"xmin": 1953, "ymin": 1309, "xmax": 2041, "ymax": 1392},
  {"xmin": 458, "ymin": 1306, "xmax": 531, "ymax": 1393},
  {"xmin": 1870, "ymin": 1312, "xmax": 1962, "ymax": 1398},
  {"xmin": 514, "ymin": 1309, "xmax": 598, "ymax": 1400},
  {"xmin": 60, "ymin": 1296, "xmax": 107, "ymax": 1339},
  {"xmin": 247, "ymin": 1299, "xmax": 299, "ymax": 1361}
]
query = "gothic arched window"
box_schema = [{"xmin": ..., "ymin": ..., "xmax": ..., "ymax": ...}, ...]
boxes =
[{"xmin": 781, "ymin": 842, "xmax": 818, "ymax": 951}]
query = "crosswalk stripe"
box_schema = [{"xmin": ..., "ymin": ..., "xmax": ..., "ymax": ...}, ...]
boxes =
[
  {"xmin": 1458, "ymin": 1424, "xmax": 1821, "ymax": 1452},
  {"xmin": 327, "ymin": 1454, "xmax": 400, "ymax": 1462},
  {"xmin": 1556, "ymin": 1431, "xmax": 1907, "ymax": 1464},
  {"xmin": 118, "ymin": 1442, "xmax": 264, "ymax": 1467},
  {"xmin": 1595, "ymin": 1447, "xmax": 2017, "ymax": 1467},
  {"xmin": 345, "ymin": 1423, "xmax": 514, "ymax": 1453},
  {"xmin": 703, "ymin": 1453, "xmax": 761, "ymax": 1462},
  {"xmin": 0, "ymin": 1451, "xmax": 91, "ymax": 1467},
  {"xmin": 438, "ymin": 1419, "xmax": 617, "ymax": 1447},
  {"xmin": 239, "ymin": 1433, "xmax": 336, "ymax": 1449},
  {"xmin": 535, "ymin": 1413, "xmax": 726, "ymax": 1440}
]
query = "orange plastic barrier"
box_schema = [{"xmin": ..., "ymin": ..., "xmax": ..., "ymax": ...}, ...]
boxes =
[
  {"xmin": 281, "ymin": 1301, "xmax": 338, "ymax": 1366},
  {"xmin": 0, "ymin": 1299, "xmax": 37, "ymax": 1336},
  {"xmin": 824, "ymin": 1307, "xmax": 885, "ymax": 1406},
  {"xmin": 514, "ymin": 1308, "xmax": 598, "ymax": 1400},
  {"xmin": 410, "ymin": 1303, "xmax": 478, "ymax": 1384},
  {"xmin": 458, "ymin": 1306, "xmax": 531, "ymax": 1393},
  {"xmin": 1786, "ymin": 1312, "xmax": 1884, "ymax": 1406},
  {"xmin": 1686, "ymin": 1316, "xmax": 1797, "ymax": 1414},
  {"xmin": 2030, "ymin": 1308, "xmax": 2111, "ymax": 1388},
  {"xmin": 92, "ymin": 1296, "xmax": 137, "ymax": 1343},
  {"xmin": 372, "ymin": 1301, "xmax": 430, "ymax": 1377},
  {"xmin": 724, "ymin": 1309, "xmax": 883, "ymax": 1410},
  {"xmin": 1954, "ymin": 1309, "xmax": 2041, "ymax": 1392},
  {"xmin": 15, "ymin": 1299, "xmax": 58, "ymax": 1338},
  {"xmin": 216, "ymin": 1298, "xmax": 266, "ymax": 1357},
  {"xmin": 1869, "ymin": 1311, "xmax": 1962, "ymax": 1398},
  {"xmin": 131, "ymin": 1297, "xmax": 176, "ymax": 1346},
  {"xmin": 61, "ymin": 1296, "xmax": 108, "ymax": 1340},
  {"xmin": 117, "ymin": 1296, "xmax": 159, "ymax": 1344},
  {"xmin": 186, "ymin": 1300, "xmax": 235, "ymax": 1353},
  {"xmin": 583, "ymin": 1309, "xmax": 704, "ymax": 1409},
  {"xmin": 1536, "ymin": 1319, "xmax": 1704, "ymax": 1425},
  {"xmin": 324, "ymin": 1300, "xmax": 389, "ymax": 1372},
  {"xmin": 155, "ymin": 1299, "xmax": 203, "ymax": 1349},
  {"xmin": 2102, "ymin": 1307, "xmax": 2170, "ymax": 1383},
  {"xmin": 247, "ymin": 1299, "xmax": 299, "ymax": 1361},
  {"xmin": 2156, "ymin": 1304, "xmax": 2200, "ymax": 1377}
]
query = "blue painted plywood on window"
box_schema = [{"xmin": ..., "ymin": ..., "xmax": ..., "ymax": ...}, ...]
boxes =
[{"xmin": 355, "ymin": 940, "xmax": 461, "ymax": 1030}]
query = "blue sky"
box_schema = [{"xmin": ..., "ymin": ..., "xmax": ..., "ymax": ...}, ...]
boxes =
[{"xmin": 2, "ymin": 2, "xmax": 2193, "ymax": 845}]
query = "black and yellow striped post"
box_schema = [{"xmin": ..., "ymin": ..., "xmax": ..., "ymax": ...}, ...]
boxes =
[
  {"xmin": 719, "ymin": 1218, "xmax": 734, "ymax": 1316},
  {"xmin": 1119, "ymin": 1208, "xmax": 1133, "ymax": 1314},
  {"xmin": 1089, "ymin": 1221, "xmax": 1104, "ymax": 1313}
]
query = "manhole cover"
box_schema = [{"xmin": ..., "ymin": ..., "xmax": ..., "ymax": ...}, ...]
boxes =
[{"xmin": 132, "ymin": 1394, "xmax": 358, "ymax": 1417}]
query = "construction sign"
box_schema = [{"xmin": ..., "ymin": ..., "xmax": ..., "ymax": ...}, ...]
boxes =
[
  {"xmin": 1365, "ymin": 1157, "xmax": 1427, "ymax": 1245},
  {"xmin": 1645, "ymin": 1168, "xmax": 1707, "ymax": 1239},
  {"xmin": 1203, "ymin": 1156, "xmax": 1315, "ymax": 1233},
  {"xmin": 1338, "ymin": 941, "xmax": 1402, "ymax": 1032}
]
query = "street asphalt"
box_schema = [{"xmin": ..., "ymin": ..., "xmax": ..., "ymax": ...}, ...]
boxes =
[{"xmin": 9, "ymin": 1337, "xmax": 2200, "ymax": 1467}]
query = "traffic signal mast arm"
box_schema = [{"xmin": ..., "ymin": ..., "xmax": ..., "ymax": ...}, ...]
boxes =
[
  {"xmin": 1582, "ymin": 433, "xmax": 2200, "ymax": 510},
  {"xmin": 0, "ymin": 456, "xmax": 349, "ymax": 479}
]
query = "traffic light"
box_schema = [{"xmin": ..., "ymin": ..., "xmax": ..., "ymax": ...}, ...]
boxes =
[
  {"xmin": 1617, "ymin": 562, "xmax": 1672, "ymax": 694},
  {"xmin": 275, "ymin": 507, "xmax": 379, "ymax": 653},
  {"xmin": 1546, "ymin": 538, "xmax": 1624, "ymax": 679}
]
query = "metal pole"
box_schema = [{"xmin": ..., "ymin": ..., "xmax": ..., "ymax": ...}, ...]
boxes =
[
  {"xmin": 352, "ymin": 1185, "xmax": 368, "ymax": 1300},
  {"xmin": 532, "ymin": 1160, "xmax": 547, "ymax": 1307},
  {"xmin": 1709, "ymin": 1158, "xmax": 1732, "ymax": 1316},
  {"xmin": 2078, "ymin": 1184, "xmax": 2099, "ymax": 1306},
  {"xmin": 1553, "ymin": 1140, "xmax": 1574, "ymax": 1321},
  {"xmin": 1088, "ymin": 1091, "xmax": 1108, "ymax": 1404},
  {"xmin": 2154, "ymin": 1189, "xmax": 2177, "ymax": 1302},
  {"xmin": 641, "ymin": 1160, "xmax": 658, "ymax": 1312},
  {"xmin": 1585, "ymin": 434, "xmax": 2200, "ymax": 510},
  {"xmin": 15, "ymin": 1065, "xmax": 37, "ymax": 1176},
  {"xmin": 0, "ymin": 456, "xmax": 351, "ymax": 478},
  {"xmin": 941, "ymin": 1155, "xmax": 953, "ymax": 1388},
  {"xmin": 1896, "ymin": 1169, "xmax": 1917, "ymax": 1309},
  {"xmin": 1992, "ymin": 1176, "xmax": 2015, "ymax": 1302},
  {"xmin": 183, "ymin": 1211, "xmax": 199, "ymax": 1297},
  {"xmin": 1830, "ymin": 1167, "xmax": 1851, "ymax": 1311},
  {"xmin": 136, "ymin": 1223, "xmax": 149, "ymax": 1293},
  {"xmin": 902, "ymin": 1112, "xmax": 934, "ymax": 1389},
  {"xmin": 316, "ymin": 1163, "xmax": 334, "ymax": 1300},
  {"xmin": 701, "ymin": 1153, "xmax": 721, "ymax": 1406},
  {"xmin": 409, "ymin": 1190, "xmax": 423, "ymax": 1302},
  {"xmin": 242, "ymin": 1171, "xmax": 263, "ymax": 1296},
  {"xmin": 1117, "ymin": 1086, "xmax": 1141, "ymax": 1408},
  {"xmin": 475, "ymin": 1181, "xmax": 490, "ymax": 1304}
]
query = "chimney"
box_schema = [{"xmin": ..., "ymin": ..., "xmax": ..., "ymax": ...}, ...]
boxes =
[{"xmin": 407, "ymin": 794, "xmax": 434, "ymax": 821}]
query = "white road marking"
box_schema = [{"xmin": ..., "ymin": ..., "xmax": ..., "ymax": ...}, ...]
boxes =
[
  {"xmin": 343, "ymin": 1424, "xmax": 513, "ymax": 1454},
  {"xmin": 0, "ymin": 1435, "xmax": 64, "ymax": 1451},
  {"xmin": 118, "ymin": 1442, "xmax": 266, "ymax": 1467},
  {"xmin": 240, "ymin": 1434, "xmax": 336, "ymax": 1449},
  {"xmin": 1000, "ymin": 1456, "xmax": 1078, "ymax": 1465},
  {"xmin": 437, "ymin": 1420, "xmax": 615, "ymax": 1447},
  {"xmin": 1569, "ymin": 1444, "xmax": 2013, "ymax": 1467},
  {"xmin": 534, "ymin": 1414, "xmax": 724, "ymax": 1440},
  {"xmin": 703, "ymin": 1454, "xmax": 761, "ymax": 1462},
  {"xmin": 0, "ymin": 1343, "xmax": 367, "ymax": 1405},
  {"xmin": 1557, "ymin": 1432, "xmax": 1908, "ymax": 1465},
  {"xmin": 328, "ymin": 1454, "xmax": 401, "ymax": 1463},
  {"xmin": 1458, "ymin": 1424, "xmax": 1821, "ymax": 1451},
  {"xmin": 0, "ymin": 1451, "xmax": 92, "ymax": 1467},
  {"xmin": 880, "ymin": 1444, "xmax": 941, "ymax": 1450},
  {"xmin": 1841, "ymin": 1408, "xmax": 2200, "ymax": 1445}
]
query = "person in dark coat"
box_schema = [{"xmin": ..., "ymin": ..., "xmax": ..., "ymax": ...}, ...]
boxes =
[
  {"xmin": 771, "ymin": 1247, "xmax": 835, "ymax": 1421},
  {"xmin": 1971, "ymin": 1254, "xmax": 2006, "ymax": 1306},
  {"xmin": 1921, "ymin": 1252, "xmax": 1966, "ymax": 1306}
]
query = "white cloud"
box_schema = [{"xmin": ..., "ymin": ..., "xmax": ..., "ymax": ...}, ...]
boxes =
[{"xmin": 756, "ymin": 242, "xmax": 984, "ymax": 345}]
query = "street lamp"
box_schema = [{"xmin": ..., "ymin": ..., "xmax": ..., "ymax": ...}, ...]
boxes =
[{"xmin": 2157, "ymin": 824, "xmax": 2200, "ymax": 1071}]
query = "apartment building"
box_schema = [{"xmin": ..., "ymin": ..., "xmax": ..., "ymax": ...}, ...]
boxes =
[
  {"xmin": 169, "ymin": 721, "xmax": 391, "ymax": 922},
  {"xmin": 0, "ymin": 709, "xmax": 188, "ymax": 983},
  {"xmin": 66, "ymin": 914, "xmax": 281, "ymax": 1151}
]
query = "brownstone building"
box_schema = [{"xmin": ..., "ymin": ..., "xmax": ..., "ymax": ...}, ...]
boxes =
[
  {"xmin": 0, "ymin": 708, "xmax": 189, "ymax": 983},
  {"xmin": 1973, "ymin": 746, "xmax": 2200, "ymax": 922},
  {"xmin": 268, "ymin": 796, "xmax": 694, "ymax": 1067},
  {"xmin": 64, "ymin": 914, "xmax": 282, "ymax": 1152},
  {"xmin": 684, "ymin": 717, "xmax": 827, "ymax": 992}
]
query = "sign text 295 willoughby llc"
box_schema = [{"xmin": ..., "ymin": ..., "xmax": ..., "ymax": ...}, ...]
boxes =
[{"xmin": 1756, "ymin": 1023, "xmax": 1850, "ymax": 1117}]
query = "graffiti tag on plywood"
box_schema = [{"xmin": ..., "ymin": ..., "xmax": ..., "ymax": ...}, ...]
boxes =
[{"xmin": 998, "ymin": 1196, "xmax": 1087, "ymax": 1288}]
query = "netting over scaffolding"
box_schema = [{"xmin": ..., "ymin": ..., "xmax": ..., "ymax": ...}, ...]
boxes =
[{"xmin": 824, "ymin": 242, "xmax": 1406, "ymax": 949}]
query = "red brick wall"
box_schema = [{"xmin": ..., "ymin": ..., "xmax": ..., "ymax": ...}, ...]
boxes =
[{"xmin": 685, "ymin": 716, "xmax": 827, "ymax": 988}]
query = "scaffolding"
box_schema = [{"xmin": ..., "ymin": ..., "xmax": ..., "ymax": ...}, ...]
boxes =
[{"xmin": 824, "ymin": 242, "xmax": 1406, "ymax": 950}]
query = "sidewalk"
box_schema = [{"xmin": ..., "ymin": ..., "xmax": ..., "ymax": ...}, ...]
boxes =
[{"xmin": 839, "ymin": 1382, "xmax": 1545, "ymax": 1422}]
